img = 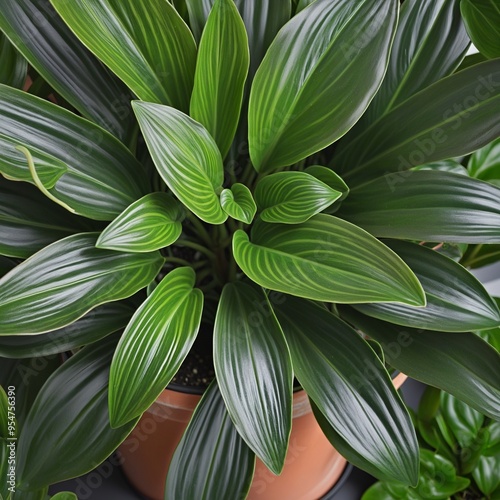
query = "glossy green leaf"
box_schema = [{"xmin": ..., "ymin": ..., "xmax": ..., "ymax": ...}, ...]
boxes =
[
  {"xmin": 0, "ymin": 0, "xmax": 133, "ymax": 141},
  {"xmin": 0, "ymin": 85, "xmax": 148, "ymax": 220},
  {"xmin": 474, "ymin": 455, "xmax": 500, "ymax": 495},
  {"xmin": 305, "ymin": 166, "xmax": 349, "ymax": 199},
  {"xmin": 109, "ymin": 267, "xmax": 203, "ymax": 427},
  {"xmin": 461, "ymin": 0, "xmax": 500, "ymax": 59},
  {"xmin": 334, "ymin": 60, "xmax": 500, "ymax": 184},
  {"xmin": 233, "ymin": 214, "xmax": 425, "ymax": 305},
  {"xmin": 477, "ymin": 326, "xmax": 500, "ymax": 352},
  {"xmin": 165, "ymin": 380, "xmax": 255, "ymax": 500},
  {"xmin": 133, "ymin": 102, "xmax": 227, "ymax": 224},
  {"xmin": 468, "ymin": 136, "xmax": 500, "ymax": 185},
  {"xmin": 0, "ymin": 302, "xmax": 134, "ymax": 359},
  {"xmin": 190, "ymin": 0, "xmax": 249, "ymax": 159},
  {"xmin": 97, "ymin": 193, "xmax": 184, "ymax": 253},
  {"xmin": 214, "ymin": 282, "xmax": 293, "ymax": 474},
  {"xmin": 254, "ymin": 171, "xmax": 342, "ymax": 224},
  {"xmin": 295, "ymin": 0, "xmax": 316, "ymax": 14},
  {"xmin": 0, "ymin": 386, "xmax": 7, "ymax": 439},
  {"xmin": 457, "ymin": 51, "xmax": 488, "ymax": 72},
  {"xmin": 0, "ymin": 33, "xmax": 27, "ymax": 89},
  {"xmin": 340, "ymin": 309, "xmax": 500, "ymax": 420},
  {"xmin": 248, "ymin": 0, "xmax": 398, "ymax": 172},
  {"xmin": 220, "ymin": 183, "xmax": 256, "ymax": 224},
  {"xmin": 340, "ymin": 170, "xmax": 500, "ymax": 243},
  {"xmin": 50, "ymin": 493, "xmax": 78, "ymax": 500},
  {"xmin": 16, "ymin": 336, "xmax": 138, "ymax": 491},
  {"xmin": 50, "ymin": 0, "xmax": 197, "ymax": 111},
  {"xmin": 413, "ymin": 159, "xmax": 469, "ymax": 175},
  {"xmin": 0, "ymin": 233, "xmax": 163, "ymax": 335},
  {"xmin": 0, "ymin": 178, "xmax": 93, "ymax": 259},
  {"xmin": 274, "ymin": 297, "xmax": 418, "ymax": 485},
  {"xmin": 353, "ymin": 240, "xmax": 500, "ymax": 332}
]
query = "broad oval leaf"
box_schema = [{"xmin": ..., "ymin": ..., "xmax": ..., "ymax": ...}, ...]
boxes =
[
  {"xmin": 334, "ymin": 59, "xmax": 500, "ymax": 184},
  {"xmin": 16, "ymin": 336, "xmax": 138, "ymax": 491},
  {"xmin": 0, "ymin": 233, "xmax": 163, "ymax": 335},
  {"xmin": 248, "ymin": 0, "xmax": 398, "ymax": 172},
  {"xmin": 109, "ymin": 267, "xmax": 203, "ymax": 427},
  {"xmin": 0, "ymin": 178, "xmax": 93, "ymax": 259},
  {"xmin": 51, "ymin": 0, "xmax": 197, "ymax": 111},
  {"xmin": 51, "ymin": 493, "xmax": 78, "ymax": 500},
  {"xmin": 273, "ymin": 297, "xmax": 419, "ymax": 485},
  {"xmin": 165, "ymin": 380, "xmax": 255, "ymax": 500},
  {"xmin": 461, "ymin": 0, "xmax": 500, "ymax": 59},
  {"xmin": 96, "ymin": 193, "xmax": 184, "ymax": 253},
  {"xmin": 340, "ymin": 308, "xmax": 500, "ymax": 421},
  {"xmin": 233, "ymin": 215, "xmax": 426, "ymax": 305},
  {"xmin": 0, "ymin": 0, "xmax": 133, "ymax": 141},
  {"xmin": 220, "ymin": 183, "xmax": 256, "ymax": 224},
  {"xmin": 214, "ymin": 282, "xmax": 293, "ymax": 475},
  {"xmin": 0, "ymin": 302, "xmax": 134, "ymax": 358},
  {"xmin": 0, "ymin": 85, "xmax": 148, "ymax": 220},
  {"xmin": 353, "ymin": 240, "xmax": 500, "ymax": 332},
  {"xmin": 133, "ymin": 102, "xmax": 227, "ymax": 224},
  {"xmin": 254, "ymin": 171, "xmax": 342, "ymax": 224},
  {"xmin": 468, "ymin": 136, "xmax": 500, "ymax": 185},
  {"xmin": 339, "ymin": 170, "xmax": 500, "ymax": 243},
  {"xmin": 0, "ymin": 32, "xmax": 27, "ymax": 89},
  {"xmin": 473, "ymin": 455, "xmax": 500, "ymax": 495},
  {"xmin": 190, "ymin": 0, "xmax": 249, "ymax": 159}
]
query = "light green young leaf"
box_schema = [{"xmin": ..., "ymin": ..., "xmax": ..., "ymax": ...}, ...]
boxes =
[
  {"xmin": 248, "ymin": 0, "xmax": 398, "ymax": 172},
  {"xmin": 190, "ymin": 0, "xmax": 249, "ymax": 159},
  {"xmin": 214, "ymin": 282, "xmax": 293, "ymax": 475},
  {"xmin": 468, "ymin": 137, "xmax": 500, "ymax": 186},
  {"xmin": 220, "ymin": 184, "xmax": 256, "ymax": 224},
  {"xmin": 133, "ymin": 102, "xmax": 227, "ymax": 224},
  {"xmin": 461, "ymin": 0, "xmax": 500, "ymax": 59},
  {"xmin": 50, "ymin": 0, "xmax": 197, "ymax": 110},
  {"xmin": 109, "ymin": 267, "xmax": 203, "ymax": 427},
  {"xmin": 233, "ymin": 215, "xmax": 425, "ymax": 305},
  {"xmin": 97, "ymin": 193, "xmax": 184, "ymax": 252},
  {"xmin": 0, "ymin": 233, "xmax": 163, "ymax": 335},
  {"xmin": 254, "ymin": 171, "xmax": 342, "ymax": 224}
]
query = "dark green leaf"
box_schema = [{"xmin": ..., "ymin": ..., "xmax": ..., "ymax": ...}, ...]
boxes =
[
  {"xmin": 133, "ymin": 102, "xmax": 227, "ymax": 224},
  {"xmin": 461, "ymin": 0, "xmax": 500, "ymax": 59},
  {"xmin": 190, "ymin": 0, "xmax": 249, "ymax": 159},
  {"xmin": 233, "ymin": 215, "xmax": 425, "ymax": 305},
  {"xmin": 214, "ymin": 282, "xmax": 293, "ymax": 474},
  {"xmin": 16, "ymin": 336, "xmax": 138, "ymax": 491},
  {"xmin": 0, "ymin": 0, "xmax": 134, "ymax": 141},
  {"xmin": 165, "ymin": 380, "xmax": 255, "ymax": 500},
  {"xmin": 51, "ymin": 0, "xmax": 197, "ymax": 111},
  {"xmin": 0, "ymin": 32, "xmax": 27, "ymax": 89},
  {"xmin": 476, "ymin": 326, "xmax": 500, "ymax": 352},
  {"xmin": 274, "ymin": 297, "xmax": 418, "ymax": 485},
  {"xmin": 0, "ymin": 386, "xmax": 7, "ymax": 439},
  {"xmin": 353, "ymin": 240, "xmax": 500, "ymax": 332},
  {"xmin": 220, "ymin": 183, "xmax": 256, "ymax": 224},
  {"xmin": 96, "ymin": 193, "xmax": 184, "ymax": 253},
  {"xmin": 0, "ymin": 302, "xmax": 134, "ymax": 358},
  {"xmin": 340, "ymin": 170, "xmax": 500, "ymax": 243},
  {"xmin": 468, "ymin": 136, "xmax": 500, "ymax": 185},
  {"xmin": 0, "ymin": 85, "xmax": 149, "ymax": 220},
  {"xmin": 0, "ymin": 257, "xmax": 15, "ymax": 278},
  {"xmin": 473, "ymin": 455, "xmax": 500, "ymax": 495},
  {"xmin": 413, "ymin": 159, "xmax": 469, "ymax": 175},
  {"xmin": 248, "ymin": 0, "xmax": 398, "ymax": 172},
  {"xmin": 0, "ymin": 178, "xmax": 92, "ymax": 259},
  {"xmin": 109, "ymin": 267, "xmax": 203, "ymax": 427},
  {"xmin": 254, "ymin": 171, "xmax": 342, "ymax": 224},
  {"xmin": 334, "ymin": 60, "xmax": 500, "ymax": 184},
  {"xmin": 0, "ymin": 233, "xmax": 163, "ymax": 335},
  {"xmin": 457, "ymin": 51, "xmax": 489, "ymax": 72},
  {"xmin": 340, "ymin": 308, "xmax": 500, "ymax": 420}
]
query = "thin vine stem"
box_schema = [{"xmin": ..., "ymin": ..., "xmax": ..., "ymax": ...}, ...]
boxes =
[{"xmin": 176, "ymin": 239, "xmax": 216, "ymax": 259}]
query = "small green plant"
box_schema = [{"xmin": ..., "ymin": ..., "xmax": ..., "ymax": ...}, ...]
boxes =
[{"xmin": 0, "ymin": 0, "xmax": 500, "ymax": 498}]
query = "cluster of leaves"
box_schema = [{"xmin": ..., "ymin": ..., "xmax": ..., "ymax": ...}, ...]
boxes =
[{"xmin": 0, "ymin": 0, "xmax": 499, "ymax": 498}]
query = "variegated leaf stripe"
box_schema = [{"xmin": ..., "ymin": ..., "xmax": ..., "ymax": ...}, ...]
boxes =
[
  {"xmin": 51, "ymin": 0, "xmax": 196, "ymax": 110},
  {"xmin": 0, "ymin": 233, "xmax": 164, "ymax": 335},
  {"xmin": 254, "ymin": 171, "xmax": 342, "ymax": 224},
  {"xmin": 190, "ymin": 0, "xmax": 249, "ymax": 159},
  {"xmin": 220, "ymin": 183, "xmax": 256, "ymax": 224},
  {"xmin": 0, "ymin": 85, "xmax": 148, "ymax": 220},
  {"xmin": 97, "ymin": 193, "xmax": 184, "ymax": 252},
  {"xmin": 305, "ymin": 165, "xmax": 349, "ymax": 198},
  {"xmin": 248, "ymin": 0, "xmax": 398, "ymax": 171},
  {"xmin": 109, "ymin": 267, "xmax": 203, "ymax": 427},
  {"xmin": 133, "ymin": 102, "xmax": 227, "ymax": 224},
  {"xmin": 233, "ymin": 214, "xmax": 426, "ymax": 305},
  {"xmin": 214, "ymin": 282, "xmax": 292, "ymax": 474}
]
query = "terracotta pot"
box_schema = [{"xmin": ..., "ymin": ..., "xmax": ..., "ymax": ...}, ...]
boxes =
[{"xmin": 119, "ymin": 374, "xmax": 408, "ymax": 500}]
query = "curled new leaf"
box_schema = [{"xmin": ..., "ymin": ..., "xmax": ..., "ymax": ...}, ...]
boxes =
[{"xmin": 220, "ymin": 184, "xmax": 256, "ymax": 224}]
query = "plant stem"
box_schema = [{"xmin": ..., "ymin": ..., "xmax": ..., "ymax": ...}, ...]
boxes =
[
  {"xmin": 176, "ymin": 239, "xmax": 216, "ymax": 259},
  {"xmin": 186, "ymin": 212, "xmax": 213, "ymax": 247}
]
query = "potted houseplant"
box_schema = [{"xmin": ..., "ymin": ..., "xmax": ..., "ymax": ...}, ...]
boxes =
[{"xmin": 1, "ymin": 0, "xmax": 500, "ymax": 499}]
